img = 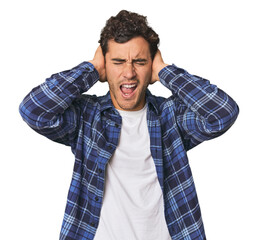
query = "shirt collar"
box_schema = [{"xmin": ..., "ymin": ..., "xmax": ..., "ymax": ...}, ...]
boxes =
[
  {"xmin": 99, "ymin": 89, "xmax": 159, "ymax": 115},
  {"xmin": 145, "ymin": 88, "xmax": 159, "ymax": 114}
]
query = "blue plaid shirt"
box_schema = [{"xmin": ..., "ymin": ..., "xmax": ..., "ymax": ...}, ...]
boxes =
[{"xmin": 19, "ymin": 62, "xmax": 239, "ymax": 240}]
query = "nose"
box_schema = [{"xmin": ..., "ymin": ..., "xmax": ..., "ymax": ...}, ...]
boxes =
[{"xmin": 123, "ymin": 62, "xmax": 136, "ymax": 80}]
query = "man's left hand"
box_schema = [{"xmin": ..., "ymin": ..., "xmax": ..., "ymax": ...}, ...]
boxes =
[{"xmin": 151, "ymin": 50, "xmax": 168, "ymax": 84}]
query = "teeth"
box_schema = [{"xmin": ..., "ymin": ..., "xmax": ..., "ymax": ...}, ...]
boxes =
[{"xmin": 122, "ymin": 84, "xmax": 136, "ymax": 89}]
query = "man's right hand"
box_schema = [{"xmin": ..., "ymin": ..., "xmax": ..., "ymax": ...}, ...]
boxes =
[{"xmin": 89, "ymin": 46, "xmax": 106, "ymax": 82}]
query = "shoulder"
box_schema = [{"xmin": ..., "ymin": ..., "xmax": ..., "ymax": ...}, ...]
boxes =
[
  {"xmin": 147, "ymin": 90, "xmax": 177, "ymax": 115},
  {"xmin": 74, "ymin": 93, "xmax": 99, "ymax": 107},
  {"xmin": 73, "ymin": 92, "xmax": 113, "ymax": 114}
]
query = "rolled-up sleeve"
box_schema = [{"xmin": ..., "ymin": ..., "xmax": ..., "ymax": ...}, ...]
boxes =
[
  {"xmin": 19, "ymin": 62, "xmax": 99, "ymax": 146},
  {"xmin": 159, "ymin": 64, "xmax": 239, "ymax": 150}
]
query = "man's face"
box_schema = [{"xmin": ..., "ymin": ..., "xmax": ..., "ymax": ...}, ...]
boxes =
[{"xmin": 105, "ymin": 37, "xmax": 152, "ymax": 111}]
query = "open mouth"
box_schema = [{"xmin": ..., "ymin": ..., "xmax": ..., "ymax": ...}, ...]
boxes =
[{"xmin": 120, "ymin": 83, "xmax": 137, "ymax": 98}]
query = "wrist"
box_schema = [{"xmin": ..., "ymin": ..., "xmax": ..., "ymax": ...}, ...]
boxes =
[
  {"xmin": 89, "ymin": 60, "xmax": 106, "ymax": 82},
  {"xmin": 158, "ymin": 63, "xmax": 169, "ymax": 75},
  {"xmin": 88, "ymin": 60, "xmax": 98, "ymax": 71},
  {"xmin": 152, "ymin": 63, "xmax": 169, "ymax": 83}
]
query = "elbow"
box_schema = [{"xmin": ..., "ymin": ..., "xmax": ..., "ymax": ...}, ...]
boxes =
[
  {"xmin": 19, "ymin": 100, "xmax": 36, "ymax": 128},
  {"xmin": 206, "ymin": 101, "xmax": 239, "ymax": 134},
  {"xmin": 19, "ymin": 98, "xmax": 47, "ymax": 130},
  {"xmin": 19, "ymin": 100, "xmax": 29, "ymax": 123}
]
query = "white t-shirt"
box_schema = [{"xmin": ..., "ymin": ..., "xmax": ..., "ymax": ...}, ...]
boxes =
[{"xmin": 94, "ymin": 104, "xmax": 171, "ymax": 240}]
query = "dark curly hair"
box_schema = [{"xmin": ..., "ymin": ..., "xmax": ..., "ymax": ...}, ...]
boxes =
[{"xmin": 99, "ymin": 10, "xmax": 160, "ymax": 60}]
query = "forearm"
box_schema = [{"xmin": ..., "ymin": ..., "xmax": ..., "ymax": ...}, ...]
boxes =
[
  {"xmin": 19, "ymin": 61, "xmax": 99, "ymax": 131},
  {"xmin": 159, "ymin": 64, "xmax": 239, "ymax": 134}
]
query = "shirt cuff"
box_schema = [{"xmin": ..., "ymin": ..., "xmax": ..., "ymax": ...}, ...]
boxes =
[
  {"xmin": 71, "ymin": 61, "xmax": 100, "ymax": 92},
  {"xmin": 158, "ymin": 64, "xmax": 187, "ymax": 93}
]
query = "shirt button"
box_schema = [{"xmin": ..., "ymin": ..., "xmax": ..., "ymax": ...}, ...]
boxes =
[
  {"xmin": 90, "ymin": 222, "xmax": 95, "ymax": 227},
  {"xmin": 98, "ymin": 168, "xmax": 103, "ymax": 174},
  {"xmin": 115, "ymin": 123, "xmax": 119, "ymax": 128},
  {"xmin": 95, "ymin": 197, "xmax": 99, "ymax": 201},
  {"xmin": 85, "ymin": 67, "xmax": 90, "ymax": 71}
]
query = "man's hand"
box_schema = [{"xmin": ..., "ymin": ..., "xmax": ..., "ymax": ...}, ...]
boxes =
[
  {"xmin": 89, "ymin": 46, "xmax": 106, "ymax": 82},
  {"xmin": 151, "ymin": 50, "xmax": 168, "ymax": 84}
]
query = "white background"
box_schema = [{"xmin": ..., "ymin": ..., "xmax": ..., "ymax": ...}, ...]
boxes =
[{"xmin": 1, "ymin": 0, "xmax": 257, "ymax": 239}]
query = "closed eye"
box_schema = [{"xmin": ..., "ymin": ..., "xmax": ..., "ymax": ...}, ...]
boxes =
[
  {"xmin": 132, "ymin": 59, "xmax": 148, "ymax": 66},
  {"xmin": 134, "ymin": 62, "xmax": 146, "ymax": 66},
  {"xmin": 111, "ymin": 58, "xmax": 148, "ymax": 66},
  {"xmin": 111, "ymin": 58, "xmax": 126, "ymax": 65}
]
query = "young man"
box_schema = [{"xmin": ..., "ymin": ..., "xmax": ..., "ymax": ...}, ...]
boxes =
[{"xmin": 19, "ymin": 10, "xmax": 239, "ymax": 240}]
